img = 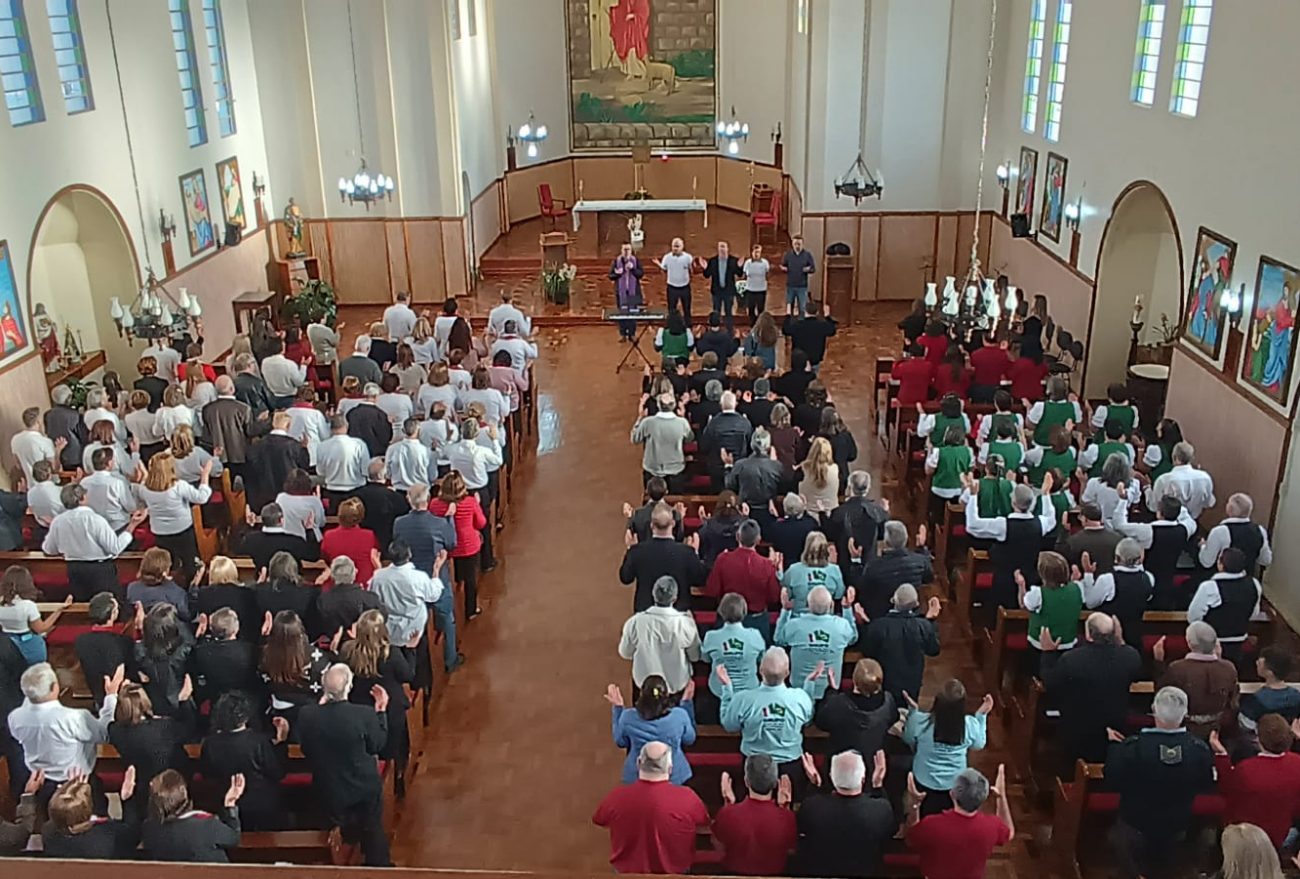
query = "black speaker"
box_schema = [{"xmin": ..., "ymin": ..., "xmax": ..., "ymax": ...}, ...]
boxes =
[
  {"xmin": 1010, "ymin": 213, "xmax": 1032, "ymax": 238},
  {"xmin": 224, "ymin": 223, "xmax": 242, "ymax": 247}
]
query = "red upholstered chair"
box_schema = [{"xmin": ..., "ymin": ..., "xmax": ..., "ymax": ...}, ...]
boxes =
[
  {"xmin": 538, "ymin": 184, "xmax": 570, "ymax": 230},
  {"xmin": 752, "ymin": 192, "xmax": 781, "ymax": 244}
]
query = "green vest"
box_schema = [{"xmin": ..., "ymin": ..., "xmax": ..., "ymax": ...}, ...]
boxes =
[
  {"xmin": 1094, "ymin": 404, "xmax": 1136, "ymax": 441},
  {"xmin": 660, "ymin": 330, "xmax": 690, "ymax": 360},
  {"xmin": 1030, "ymin": 447, "xmax": 1077, "ymax": 485},
  {"xmin": 933, "ymin": 445, "xmax": 972, "ymax": 491},
  {"xmin": 987, "ymin": 440, "xmax": 1024, "ymax": 473},
  {"xmin": 1089, "ymin": 440, "xmax": 1132, "ymax": 477},
  {"xmin": 1028, "ymin": 581, "xmax": 1084, "ymax": 646},
  {"xmin": 1033, "ymin": 400, "xmax": 1076, "ymax": 446},
  {"xmin": 1150, "ymin": 442, "xmax": 1175, "ymax": 481},
  {"xmin": 977, "ymin": 477, "xmax": 1014, "ymax": 519},
  {"xmin": 989, "ymin": 412, "xmax": 1020, "ymax": 439},
  {"xmin": 1049, "ymin": 492, "xmax": 1072, "ymax": 530},
  {"xmin": 930, "ymin": 414, "xmax": 967, "ymax": 446}
]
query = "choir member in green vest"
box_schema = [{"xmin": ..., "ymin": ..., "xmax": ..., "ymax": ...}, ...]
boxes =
[
  {"xmin": 925, "ymin": 424, "xmax": 972, "ymax": 528},
  {"xmin": 916, "ymin": 395, "xmax": 970, "ymax": 447},
  {"xmin": 1026, "ymin": 377, "xmax": 1082, "ymax": 447},
  {"xmin": 1046, "ymin": 468, "xmax": 1075, "ymax": 535},
  {"xmin": 975, "ymin": 454, "xmax": 1016, "ymax": 520},
  {"xmin": 1079, "ymin": 419, "xmax": 1136, "ymax": 478},
  {"xmin": 1088, "ymin": 383, "xmax": 1138, "ymax": 442},
  {"xmin": 979, "ymin": 418, "xmax": 1026, "ymax": 474},
  {"xmin": 1024, "ymin": 425, "xmax": 1079, "ymax": 485},
  {"xmin": 654, "ymin": 310, "xmax": 695, "ymax": 361},
  {"xmin": 1018, "ymin": 550, "xmax": 1084, "ymax": 675},
  {"xmin": 977, "ymin": 389, "xmax": 1025, "ymax": 446}
]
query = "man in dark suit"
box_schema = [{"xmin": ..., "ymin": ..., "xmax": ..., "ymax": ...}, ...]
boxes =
[
  {"xmin": 1044, "ymin": 612, "xmax": 1141, "ymax": 773},
  {"xmin": 191, "ymin": 607, "xmax": 262, "ymax": 705},
  {"xmin": 860, "ymin": 584, "xmax": 940, "ymax": 706},
  {"xmin": 246, "ymin": 412, "xmax": 310, "ymax": 510},
  {"xmin": 46, "ymin": 385, "xmax": 87, "ymax": 470},
  {"xmin": 203, "ymin": 376, "xmax": 267, "ymax": 483},
  {"xmin": 341, "ymin": 459, "xmax": 411, "ymax": 551},
  {"xmin": 296, "ymin": 664, "xmax": 391, "ymax": 866},
  {"xmin": 697, "ymin": 242, "xmax": 743, "ymax": 331},
  {"xmin": 231, "ymin": 352, "xmax": 275, "ymax": 417},
  {"xmin": 782, "ymin": 299, "xmax": 838, "ymax": 372},
  {"xmin": 826, "ymin": 471, "xmax": 890, "ymax": 575},
  {"xmin": 1058, "ymin": 503, "xmax": 1122, "ymax": 576},
  {"xmin": 857, "ymin": 520, "xmax": 934, "ymax": 620},
  {"xmin": 346, "ymin": 385, "xmax": 392, "ymax": 459},
  {"xmin": 235, "ymin": 502, "xmax": 320, "ymax": 572},
  {"xmin": 618, "ymin": 505, "xmax": 707, "ymax": 612}
]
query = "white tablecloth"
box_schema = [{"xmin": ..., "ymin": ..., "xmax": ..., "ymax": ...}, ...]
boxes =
[{"xmin": 572, "ymin": 198, "xmax": 708, "ymax": 231}]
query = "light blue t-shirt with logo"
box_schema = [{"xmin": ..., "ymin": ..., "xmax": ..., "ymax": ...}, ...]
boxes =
[
  {"xmin": 720, "ymin": 680, "xmax": 816, "ymax": 762},
  {"xmin": 773, "ymin": 607, "xmax": 857, "ymax": 701},
  {"xmin": 701, "ymin": 622, "xmax": 766, "ymax": 697},
  {"xmin": 781, "ymin": 562, "xmax": 846, "ymax": 614}
]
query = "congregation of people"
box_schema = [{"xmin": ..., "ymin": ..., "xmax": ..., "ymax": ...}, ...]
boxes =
[{"xmin": 0, "ymin": 290, "xmax": 538, "ymax": 865}]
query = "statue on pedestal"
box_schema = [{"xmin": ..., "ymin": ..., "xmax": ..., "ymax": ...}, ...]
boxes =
[
  {"xmin": 283, "ymin": 198, "xmax": 306, "ymax": 257},
  {"xmin": 33, "ymin": 303, "xmax": 61, "ymax": 372}
]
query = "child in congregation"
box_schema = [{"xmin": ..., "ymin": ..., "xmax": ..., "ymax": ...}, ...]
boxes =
[
  {"xmin": 1089, "ymin": 382, "xmax": 1138, "ymax": 441},
  {"xmin": 1238, "ymin": 646, "xmax": 1300, "ymax": 733},
  {"xmin": 974, "ymin": 455, "xmax": 1016, "ymax": 520},
  {"xmin": 1079, "ymin": 419, "xmax": 1137, "ymax": 478},
  {"xmin": 925, "ymin": 424, "xmax": 973, "ymax": 528},
  {"xmin": 979, "ymin": 418, "xmax": 1026, "ymax": 474},
  {"xmin": 916, "ymin": 394, "xmax": 971, "ymax": 446}
]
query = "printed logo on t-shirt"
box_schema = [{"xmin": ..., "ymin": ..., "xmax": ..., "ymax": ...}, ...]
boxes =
[
  {"xmin": 762, "ymin": 703, "xmax": 787, "ymax": 719},
  {"xmin": 1158, "ymin": 744, "xmax": 1184, "ymax": 765}
]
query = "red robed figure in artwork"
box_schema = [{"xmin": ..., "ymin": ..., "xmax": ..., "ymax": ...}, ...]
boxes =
[{"xmin": 609, "ymin": 0, "xmax": 650, "ymax": 63}]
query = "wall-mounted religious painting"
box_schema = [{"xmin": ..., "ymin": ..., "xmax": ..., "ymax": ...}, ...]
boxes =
[
  {"xmin": 566, "ymin": 0, "xmax": 717, "ymax": 151},
  {"xmin": 216, "ymin": 156, "xmax": 246, "ymax": 231},
  {"xmin": 179, "ymin": 169, "xmax": 215, "ymax": 256},
  {"xmin": 0, "ymin": 241, "xmax": 32, "ymax": 372},
  {"xmin": 1038, "ymin": 152, "xmax": 1068, "ymax": 243},
  {"xmin": 1242, "ymin": 256, "xmax": 1300, "ymax": 405},
  {"xmin": 1015, "ymin": 146, "xmax": 1038, "ymax": 221},
  {"xmin": 1181, "ymin": 227, "xmax": 1236, "ymax": 360}
]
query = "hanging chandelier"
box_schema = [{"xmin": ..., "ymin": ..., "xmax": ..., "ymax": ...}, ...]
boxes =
[
  {"xmin": 109, "ymin": 271, "xmax": 202, "ymax": 342},
  {"xmin": 336, "ymin": 0, "xmax": 394, "ymax": 209},
  {"xmin": 517, "ymin": 112, "xmax": 549, "ymax": 159},
  {"xmin": 834, "ymin": 152, "xmax": 883, "ymax": 203},
  {"xmin": 716, "ymin": 105, "xmax": 749, "ymax": 156}
]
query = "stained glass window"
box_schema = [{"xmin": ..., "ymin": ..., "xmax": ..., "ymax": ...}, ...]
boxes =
[
  {"xmin": 1170, "ymin": 0, "xmax": 1212, "ymax": 117},
  {"xmin": 1, "ymin": 0, "xmax": 45, "ymax": 126},
  {"xmin": 169, "ymin": 0, "xmax": 206, "ymax": 146},
  {"xmin": 1021, "ymin": 0, "xmax": 1046, "ymax": 133},
  {"xmin": 1131, "ymin": 1, "xmax": 1165, "ymax": 106},
  {"xmin": 1043, "ymin": 0, "xmax": 1072, "ymax": 142}
]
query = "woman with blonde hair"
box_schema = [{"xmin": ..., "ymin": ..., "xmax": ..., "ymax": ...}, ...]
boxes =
[
  {"xmin": 367, "ymin": 320, "xmax": 397, "ymax": 368},
  {"xmin": 224, "ymin": 333, "xmax": 256, "ymax": 376},
  {"xmin": 410, "ymin": 316, "xmax": 439, "ymax": 363},
  {"xmin": 418, "ymin": 360, "xmax": 459, "ymax": 418},
  {"xmin": 191, "ymin": 554, "xmax": 259, "ymax": 639},
  {"xmin": 184, "ymin": 360, "xmax": 217, "ymax": 426},
  {"xmin": 170, "ymin": 423, "xmax": 222, "ymax": 485},
  {"xmin": 138, "ymin": 451, "xmax": 212, "ymax": 583},
  {"xmin": 781, "ymin": 530, "xmax": 845, "ymax": 613},
  {"xmin": 797, "ymin": 435, "xmax": 840, "ymax": 515},
  {"xmin": 83, "ymin": 418, "xmax": 138, "ymax": 477},
  {"xmin": 156, "ymin": 384, "xmax": 195, "ymax": 440},
  {"xmin": 124, "ymin": 389, "xmax": 168, "ymax": 464},
  {"xmin": 1220, "ymin": 823, "xmax": 1284, "ymax": 879},
  {"xmin": 42, "ymin": 773, "xmax": 139, "ymax": 858},
  {"xmin": 343, "ymin": 608, "xmax": 415, "ymax": 790}
]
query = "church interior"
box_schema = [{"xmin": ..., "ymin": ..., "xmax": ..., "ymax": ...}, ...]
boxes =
[{"xmin": 2, "ymin": 1, "xmax": 1300, "ymax": 878}]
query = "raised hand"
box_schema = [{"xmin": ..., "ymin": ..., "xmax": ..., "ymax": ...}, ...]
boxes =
[
  {"xmin": 224, "ymin": 773, "xmax": 246, "ymax": 808},
  {"xmin": 780, "ymin": 587, "xmax": 793, "ymax": 611},
  {"xmin": 22, "ymin": 768, "xmax": 45, "ymax": 796},
  {"xmin": 1151, "ymin": 635, "xmax": 1166, "ymax": 663},
  {"xmin": 843, "ymin": 586, "xmax": 856, "ymax": 607},
  {"xmin": 104, "ymin": 663, "xmax": 126, "ymax": 697},
  {"xmin": 720, "ymin": 771, "xmax": 737, "ymax": 805},
  {"xmin": 715, "ymin": 665, "xmax": 732, "ymax": 688},
  {"xmin": 624, "ymin": 529, "xmax": 638, "ymax": 548},
  {"xmin": 1039, "ymin": 628, "xmax": 1060, "ymax": 652},
  {"xmin": 977, "ymin": 693, "xmax": 995, "ymax": 715},
  {"xmin": 683, "ymin": 678, "xmax": 696, "ymax": 702},
  {"xmin": 1208, "ymin": 729, "xmax": 1228, "ymax": 756},
  {"xmin": 991, "ymin": 764, "xmax": 1006, "ymax": 799},
  {"xmin": 121, "ymin": 764, "xmax": 137, "ymax": 802},
  {"xmin": 925, "ymin": 597, "xmax": 942, "ymax": 620},
  {"xmin": 271, "ymin": 716, "xmax": 290, "ymax": 744},
  {"xmin": 807, "ymin": 660, "xmax": 827, "ymax": 682},
  {"xmin": 853, "ymin": 605, "xmax": 870, "ymax": 624},
  {"xmin": 261, "ymin": 610, "xmax": 273, "ymax": 637},
  {"xmin": 906, "ymin": 771, "xmax": 926, "ymax": 804},
  {"xmin": 801, "ymin": 752, "xmax": 822, "ymax": 788},
  {"xmin": 1080, "ymin": 551, "xmax": 1096, "ymax": 575},
  {"xmin": 1106, "ymin": 727, "xmax": 1126, "ymax": 743},
  {"xmin": 603, "ymin": 684, "xmax": 625, "ymax": 708},
  {"xmin": 916, "ymin": 523, "xmax": 928, "ymax": 547},
  {"xmin": 178, "ymin": 674, "xmax": 194, "ymax": 703},
  {"xmin": 685, "ymin": 533, "xmax": 701, "ymax": 552},
  {"xmin": 871, "ymin": 750, "xmax": 887, "ymax": 789},
  {"xmin": 329, "ymin": 626, "xmax": 345, "ymax": 653},
  {"xmin": 776, "ymin": 774, "xmax": 793, "ymax": 807},
  {"xmin": 847, "ymin": 538, "xmax": 863, "ymax": 561},
  {"xmin": 1013, "ymin": 569, "xmax": 1026, "ymax": 591},
  {"xmin": 622, "ymin": 502, "xmax": 635, "ymax": 519},
  {"xmin": 903, "ymin": 691, "xmax": 919, "ymax": 711},
  {"xmin": 371, "ymin": 684, "xmax": 390, "ymax": 713}
]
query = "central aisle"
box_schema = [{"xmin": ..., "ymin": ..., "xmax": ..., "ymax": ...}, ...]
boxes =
[{"xmin": 394, "ymin": 328, "xmax": 646, "ymax": 871}]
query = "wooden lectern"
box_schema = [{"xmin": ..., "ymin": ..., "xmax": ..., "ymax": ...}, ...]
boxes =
[
  {"xmin": 540, "ymin": 231, "xmax": 572, "ymax": 269},
  {"xmin": 825, "ymin": 255, "xmax": 856, "ymax": 323}
]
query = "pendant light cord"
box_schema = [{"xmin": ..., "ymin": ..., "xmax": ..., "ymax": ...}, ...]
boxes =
[
  {"xmin": 347, "ymin": 0, "xmax": 365, "ymax": 161},
  {"xmin": 966, "ymin": 0, "xmax": 998, "ymax": 282},
  {"xmin": 106, "ymin": 0, "xmax": 153, "ymax": 271}
]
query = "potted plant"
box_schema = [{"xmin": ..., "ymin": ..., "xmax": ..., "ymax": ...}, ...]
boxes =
[
  {"xmin": 541, "ymin": 262, "xmax": 577, "ymax": 306},
  {"xmin": 280, "ymin": 278, "xmax": 338, "ymax": 329},
  {"xmin": 1136, "ymin": 310, "xmax": 1180, "ymax": 366}
]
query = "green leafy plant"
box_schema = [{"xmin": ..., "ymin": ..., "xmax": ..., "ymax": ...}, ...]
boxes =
[
  {"xmin": 541, "ymin": 263, "xmax": 577, "ymax": 306},
  {"xmin": 61, "ymin": 377, "xmax": 93, "ymax": 410},
  {"xmin": 668, "ymin": 49, "xmax": 715, "ymax": 78},
  {"xmin": 575, "ymin": 92, "xmax": 614, "ymax": 123},
  {"xmin": 280, "ymin": 278, "xmax": 337, "ymax": 329}
]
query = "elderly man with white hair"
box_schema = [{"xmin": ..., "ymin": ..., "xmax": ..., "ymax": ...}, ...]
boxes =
[
  {"xmin": 701, "ymin": 389, "xmax": 754, "ymax": 491},
  {"xmin": 317, "ymin": 414, "xmax": 369, "ymax": 503},
  {"xmin": 1152, "ymin": 620, "xmax": 1238, "ymax": 737},
  {"xmin": 795, "ymin": 749, "xmax": 894, "ymax": 877},
  {"xmin": 1147, "ymin": 441, "xmax": 1215, "ymax": 521},
  {"xmin": 83, "ymin": 386, "xmax": 126, "ymax": 441},
  {"xmin": 857, "ymin": 519, "xmax": 933, "ymax": 620},
  {"xmin": 861, "ymin": 583, "xmax": 941, "ymax": 706},
  {"xmin": 618, "ymin": 576, "xmax": 701, "ymax": 697},
  {"xmin": 774, "ymin": 585, "xmax": 858, "ymax": 701},
  {"xmin": 1043, "ymin": 613, "xmax": 1141, "ymax": 769},
  {"xmin": 1197, "ymin": 492, "xmax": 1272, "ymax": 575},
  {"xmin": 592, "ymin": 741, "xmax": 710, "ymax": 874},
  {"xmin": 1103, "ymin": 685, "xmax": 1214, "ymax": 879},
  {"xmin": 724, "ymin": 427, "xmax": 786, "ymax": 514},
  {"xmin": 905, "ymin": 766, "xmax": 1014, "ymax": 877},
  {"xmin": 7, "ymin": 661, "xmax": 125, "ymax": 811},
  {"xmin": 346, "ymin": 382, "xmax": 393, "ymax": 459},
  {"xmin": 1079, "ymin": 537, "xmax": 1154, "ymax": 651},
  {"xmin": 827, "ymin": 470, "xmax": 890, "ymax": 571},
  {"xmin": 201, "ymin": 374, "xmax": 263, "ymax": 481},
  {"xmin": 295, "ymin": 663, "xmax": 392, "ymax": 866},
  {"xmin": 717, "ymin": 647, "xmax": 817, "ymax": 780},
  {"xmin": 339, "ymin": 334, "xmax": 383, "ymax": 387}
]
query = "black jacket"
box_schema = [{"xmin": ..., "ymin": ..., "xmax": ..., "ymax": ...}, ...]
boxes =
[
  {"xmin": 108, "ymin": 716, "xmax": 192, "ymax": 788},
  {"xmin": 1105, "ymin": 729, "xmax": 1214, "ymax": 841},
  {"xmin": 771, "ymin": 368, "xmax": 815, "ymax": 408},
  {"xmin": 695, "ymin": 329, "xmax": 737, "ymax": 361},
  {"xmin": 255, "ymin": 580, "xmax": 320, "ymax": 638},
  {"xmin": 141, "ymin": 808, "xmax": 241, "ymax": 862},
  {"xmin": 618, "ymin": 537, "xmax": 707, "ymax": 612},
  {"xmin": 74, "ymin": 628, "xmax": 135, "ymax": 710},
  {"xmin": 857, "ymin": 549, "xmax": 934, "ymax": 621},
  {"xmin": 134, "ymin": 376, "xmax": 170, "ymax": 412},
  {"xmin": 862, "ymin": 609, "xmax": 940, "ymax": 703},
  {"xmin": 725, "ymin": 456, "xmax": 786, "ymax": 510},
  {"xmin": 1058, "ymin": 526, "xmax": 1123, "ymax": 575},
  {"xmin": 192, "ymin": 638, "xmax": 263, "ymax": 704},
  {"xmin": 700, "ymin": 411, "xmax": 753, "ymax": 467},
  {"xmin": 46, "ymin": 404, "xmax": 87, "ymax": 469},
  {"xmin": 338, "ymin": 483, "xmax": 410, "ymax": 551},
  {"xmin": 702, "ymin": 254, "xmax": 743, "ymax": 297},
  {"xmin": 233, "ymin": 372, "xmax": 275, "ymax": 417},
  {"xmin": 814, "ymin": 690, "xmax": 897, "ymax": 761},
  {"xmin": 200, "ymin": 729, "xmax": 288, "ymax": 831},
  {"xmin": 826, "ymin": 497, "xmax": 890, "ymax": 573},
  {"xmin": 347, "ymin": 404, "xmax": 392, "ymax": 459},
  {"xmin": 689, "ymin": 367, "xmax": 728, "ymax": 396},
  {"xmin": 246, "ymin": 434, "xmax": 310, "ymax": 510},
  {"xmin": 317, "ymin": 584, "xmax": 385, "ymax": 636},
  {"xmin": 236, "ymin": 527, "xmax": 321, "ymax": 573},
  {"xmin": 42, "ymin": 818, "xmax": 139, "ymax": 859},
  {"xmin": 296, "ymin": 700, "xmax": 388, "ymax": 812},
  {"xmin": 1046, "ymin": 640, "xmax": 1142, "ymax": 764},
  {"xmin": 766, "ymin": 515, "xmax": 820, "ymax": 564},
  {"xmin": 192, "ymin": 584, "xmax": 261, "ymax": 643},
  {"xmin": 782, "ymin": 315, "xmax": 838, "ymax": 364},
  {"xmin": 796, "ymin": 789, "xmax": 896, "ymax": 878},
  {"xmin": 626, "ymin": 501, "xmax": 684, "ymax": 544}
]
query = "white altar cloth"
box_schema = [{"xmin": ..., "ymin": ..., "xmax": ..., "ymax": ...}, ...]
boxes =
[{"xmin": 572, "ymin": 198, "xmax": 708, "ymax": 231}]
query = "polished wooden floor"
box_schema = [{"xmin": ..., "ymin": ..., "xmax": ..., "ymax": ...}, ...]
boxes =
[{"xmin": 370, "ymin": 300, "xmax": 1027, "ymax": 876}]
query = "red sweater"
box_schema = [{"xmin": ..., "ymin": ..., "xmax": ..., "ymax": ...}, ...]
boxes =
[
  {"xmin": 430, "ymin": 497, "xmax": 486, "ymax": 558},
  {"xmin": 918, "ymin": 332, "xmax": 950, "ymax": 365},
  {"xmin": 933, "ymin": 365, "xmax": 974, "ymax": 399},
  {"xmin": 892, "ymin": 359, "xmax": 935, "ymax": 407},
  {"xmin": 321, "ymin": 525, "xmax": 380, "ymax": 586},
  {"xmin": 1213, "ymin": 751, "xmax": 1300, "ymax": 846},
  {"xmin": 970, "ymin": 345, "xmax": 1012, "ymax": 387},
  {"xmin": 704, "ymin": 547, "xmax": 780, "ymax": 614},
  {"xmin": 1006, "ymin": 357, "xmax": 1049, "ymax": 401}
]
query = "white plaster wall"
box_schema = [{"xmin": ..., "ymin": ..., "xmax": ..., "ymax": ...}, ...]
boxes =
[
  {"xmin": 451, "ymin": 0, "xmax": 500, "ymax": 202},
  {"xmin": 491, "ymin": 0, "xmax": 571, "ymax": 164}
]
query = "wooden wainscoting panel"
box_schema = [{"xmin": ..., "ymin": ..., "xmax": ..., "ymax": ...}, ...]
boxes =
[
  {"xmin": 306, "ymin": 221, "xmax": 333, "ymax": 284},
  {"xmin": 329, "ymin": 220, "xmax": 391, "ymax": 305},
  {"xmin": 405, "ymin": 220, "xmax": 447, "ymax": 303},
  {"xmin": 855, "ymin": 215, "xmax": 881, "ymax": 301},
  {"xmin": 386, "ymin": 220, "xmax": 410, "ymax": 299},
  {"xmin": 441, "ymin": 220, "xmax": 469, "ymax": 297},
  {"xmin": 571, "ymin": 157, "xmax": 636, "ymax": 201},
  {"xmin": 506, "ymin": 161, "xmax": 575, "ymax": 225},
  {"xmin": 643, "ymin": 156, "xmax": 716, "ymax": 203},
  {"xmin": 878, "ymin": 215, "xmax": 938, "ymax": 300}
]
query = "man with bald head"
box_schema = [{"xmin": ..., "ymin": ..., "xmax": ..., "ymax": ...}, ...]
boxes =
[
  {"xmin": 1198, "ymin": 492, "xmax": 1272, "ymax": 576},
  {"xmin": 295, "ymin": 663, "xmax": 391, "ymax": 866},
  {"xmin": 718, "ymin": 647, "xmax": 817, "ymax": 784},
  {"xmin": 593, "ymin": 741, "xmax": 710, "ymax": 874},
  {"xmin": 619, "ymin": 504, "xmax": 706, "ymax": 612},
  {"xmin": 657, "ymin": 237, "xmax": 695, "ymax": 322},
  {"xmin": 202, "ymin": 373, "xmax": 264, "ymax": 481},
  {"xmin": 1043, "ymin": 612, "xmax": 1141, "ymax": 770},
  {"xmin": 861, "ymin": 583, "xmax": 941, "ymax": 706}
]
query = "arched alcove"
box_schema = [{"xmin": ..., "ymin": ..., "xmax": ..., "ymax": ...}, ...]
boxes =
[
  {"xmin": 1084, "ymin": 181, "xmax": 1184, "ymax": 399},
  {"xmin": 27, "ymin": 186, "xmax": 141, "ymax": 379}
]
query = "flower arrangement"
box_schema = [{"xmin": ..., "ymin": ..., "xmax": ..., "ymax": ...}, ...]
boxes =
[{"xmin": 542, "ymin": 262, "xmax": 577, "ymax": 305}]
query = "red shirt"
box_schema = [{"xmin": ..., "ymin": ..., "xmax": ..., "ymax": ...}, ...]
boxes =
[
  {"xmin": 705, "ymin": 547, "xmax": 780, "ymax": 614},
  {"xmin": 284, "ymin": 339, "xmax": 312, "ymax": 365},
  {"xmin": 919, "ymin": 333, "xmax": 950, "ymax": 365},
  {"xmin": 892, "ymin": 359, "xmax": 936, "ymax": 407},
  {"xmin": 713, "ymin": 797, "xmax": 797, "ymax": 875},
  {"xmin": 1005, "ymin": 357, "xmax": 1049, "ymax": 401},
  {"xmin": 430, "ymin": 496, "xmax": 487, "ymax": 558},
  {"xmin": 1214, "ymin": 751, "xmax": 1300, "ymax": 846},
  {"xmin": 908, "ymin": 809, "xmax": 1011, "ymax": 879},
  {"xmin": 933, "ymin": 366, "xmax": 973, "ymax": 399},
  {"xmin": 321, "ymin": 525, "xmax": 380, "ymax": 587},
  {"xmin": 176, "ymin": 362, "xmax": 218, "ymax": 383},
  {"xmin": 969, "ymin": 346, "xmax": 1012, "ymax": 387},
  {"xmin": 592, "ymin": 779, "xmax": 710, "ymax": 875}
]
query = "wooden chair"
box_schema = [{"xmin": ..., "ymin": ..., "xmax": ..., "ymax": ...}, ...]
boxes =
[
  {"xmin": 538, "ymin": 184, "xmax": 570, "ymax": 230},
  {"xmin": 752, "ymin": 191, "xmax": 781, "ymax": 244}
]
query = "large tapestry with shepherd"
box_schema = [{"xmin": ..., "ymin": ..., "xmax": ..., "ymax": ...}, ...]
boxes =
[{"xmin": 566, "ymin": 0, "xmax": 717, "ymax": 150}]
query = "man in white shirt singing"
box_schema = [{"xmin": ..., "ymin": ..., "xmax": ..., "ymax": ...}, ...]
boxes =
[
  {"xmin": 488, "ymin": 289, "xmax": 532, "ymax": 337},
  {"xmin": 43, "ymin": 484, "xmax": 145, "ymax": 601},
  {"xmin": 11, "ymin": 407, "xmax": 63, "ymax": 482},
  {"xmin": 1147, "ymin": 441, "xmax": 1216, "ymax": 521},
  {"xmin": 657, "ymin": 237, "xmax": 695, "ymax": 323},
  {"xmin": 382, "ymin": 291, "xmax": 419, "ymax": 341}
]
